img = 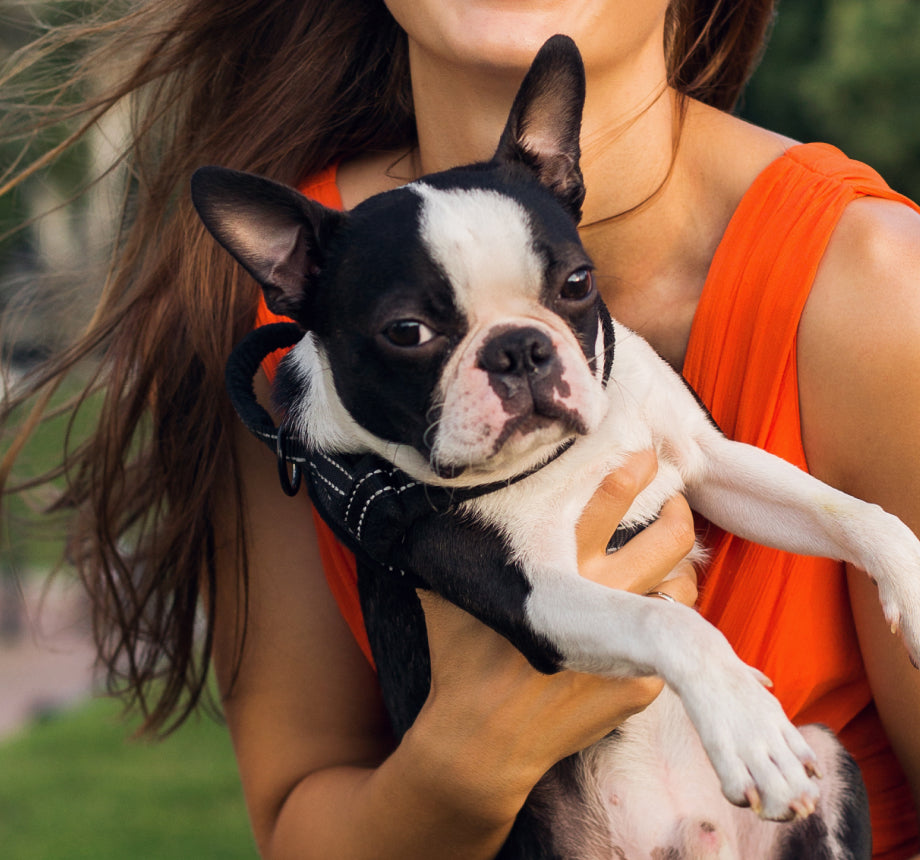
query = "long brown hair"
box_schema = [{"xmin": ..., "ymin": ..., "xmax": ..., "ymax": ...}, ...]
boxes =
[{"xmin": 0, "ymin": 0, "xmax": 773, "ymax": 735}]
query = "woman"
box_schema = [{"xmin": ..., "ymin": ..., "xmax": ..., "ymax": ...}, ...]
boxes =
[{"xmin": 2, "ymin": 1, "xmax": 918, "ymax": 857}]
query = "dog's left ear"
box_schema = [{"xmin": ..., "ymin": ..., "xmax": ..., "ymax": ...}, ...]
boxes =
[
  {"xmin": 190, "ymin": 166, "xmax": 345, "ymax": 325},
  {"xmin": 493, "ymin": 34, "xmax": 586, "ymax": 222}
]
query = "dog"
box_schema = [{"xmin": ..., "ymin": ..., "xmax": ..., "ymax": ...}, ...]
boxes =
[{"xmin": 191, "ymin": 35, "xmax": 920, "ymax": 859}]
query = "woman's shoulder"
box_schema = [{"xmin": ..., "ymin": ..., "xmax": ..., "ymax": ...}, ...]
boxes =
[
  {"xmin": 798, "ymin": 191, "xmax": 920, "ymax": 493},
  {"xmin": 802, "ymin": 189, "xmax": 920, "ymax": 382}
]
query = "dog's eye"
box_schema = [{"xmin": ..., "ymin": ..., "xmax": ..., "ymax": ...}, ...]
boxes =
[
  {"xmin": 384, "ymin": 320, "xmax": 437, "ymax": 348},
  {"xmin": 560, "ymin": 268, "xmax": 595, "ymax": 301}
]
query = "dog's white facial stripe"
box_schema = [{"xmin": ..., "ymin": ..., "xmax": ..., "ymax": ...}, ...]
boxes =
[
  {"xmin": 412, "ymin": 183, "xmax": 544, "ymax": 317},
  {"xmin": 405, "ymin": 182, "xmax": 610, "ymax": 479}
]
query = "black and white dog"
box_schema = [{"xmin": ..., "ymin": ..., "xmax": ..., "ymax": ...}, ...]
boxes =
[{"xmin": 192, "ymin": 36, "xmax": 920, "ymax": 859}]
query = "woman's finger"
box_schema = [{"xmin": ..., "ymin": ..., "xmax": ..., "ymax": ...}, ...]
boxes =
[
  {"xmin": 575, "ymin": 450, "xmax": 658, "ymax": 563},
  {"xmin": 581, "ymin": 495, "xmax": 698, "ymax": 595},
  {"xmin": 642, "ymin": 557, "xmax": 699, "ymax": 608}
]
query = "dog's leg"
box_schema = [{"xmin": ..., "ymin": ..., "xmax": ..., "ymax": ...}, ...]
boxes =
[
  {"xmin": 520, "ymin": 570, "xmax": 822, "ymax": 822},
  {"xmin": 393, "ymin": 496, "xmax": 824, "ymax": 820},
  {"xmin": 400, "ymin": 509, "xmax": 823, "ymax": 822},
  {"xmin": 396, "ymin": 510, "xmax": 567, "ymax": 674},
  {"xmin": 617, "ymin": 326, "xmax": 920, "ymax": 663},
  {"xmin": 685, "ymin": 433, "xmax": 920, "ymax": 665}
]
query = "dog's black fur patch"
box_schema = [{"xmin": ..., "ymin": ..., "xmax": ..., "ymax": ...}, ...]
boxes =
[{"xmin": 774, "ymin": 737, "xmax": 872, "ymax": 860}]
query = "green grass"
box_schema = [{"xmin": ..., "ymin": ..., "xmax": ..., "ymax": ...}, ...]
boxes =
[{"xmin": 0, "ymin": 695, "xmax": 258, "ymax": 859}]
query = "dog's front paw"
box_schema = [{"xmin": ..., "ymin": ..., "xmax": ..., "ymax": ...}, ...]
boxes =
[
  {"xmin": 679, "ymin": 664, "xmax": 820, "ymax": 822},
  {"xmin": 862, "ymin": 512, "xmax": 920, "ymax": 667},
  {"xmin": 876, "ymin": 575, "xmax": 920, "ymax": 669}
]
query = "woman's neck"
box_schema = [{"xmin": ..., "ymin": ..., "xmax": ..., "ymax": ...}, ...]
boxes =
[{"xmin": 408, "ymin": 33, "xmax": 677, "ymax": 217}]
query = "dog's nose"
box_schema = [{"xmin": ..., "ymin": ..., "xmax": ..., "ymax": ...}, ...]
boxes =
[{"xmin": 478, "ymin": 327, "xmax": 557, "ymax": 380}]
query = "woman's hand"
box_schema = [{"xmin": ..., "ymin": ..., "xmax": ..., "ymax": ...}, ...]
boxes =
[
  {"xmin": 410, "ymin": 450, "xmax": 698, "ymax": 828},
  {"xmin": 576, "ymin": 449, "xmax": 699, "ymax": 604}
]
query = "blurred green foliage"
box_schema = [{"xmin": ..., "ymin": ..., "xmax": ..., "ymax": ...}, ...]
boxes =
[
  {"xmin": 742, "ymin": 0, "xmax": 920, "ymax": 199},
  {"xmin": 1, "ymin": 375, "xmax": 103, "ymax": 572}
]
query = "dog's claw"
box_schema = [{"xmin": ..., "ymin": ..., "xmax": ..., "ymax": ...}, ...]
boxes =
[
  {"xmin": 882, "ymin": 602, "xmax": 920, "ymax": 667},
  {"xmin": 751, "ymin": 668, "xmax": 773, "ymax": 689},
  {"xmin": 789, "ymin": 796, "xmax": 817, "ymax": 820},
  {"xmin": 744, "ymin": 787, "xmax": 762, "ymax": 816},
  {"xmin": 804, "ymin": 760, "xmax": 823, "ymax": 780}
]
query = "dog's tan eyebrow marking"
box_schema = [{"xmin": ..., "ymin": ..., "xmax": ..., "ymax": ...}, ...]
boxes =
[{"xmin": 410, "ymin": 182, "xmax": 544, "ymax": 320}]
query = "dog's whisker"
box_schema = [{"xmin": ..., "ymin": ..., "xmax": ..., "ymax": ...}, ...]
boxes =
[
  {"xmin": 422, "ymin": 417, "xmax": 442, "ymax": 455},
  {"xmin": 422, "ymin": 400, "xmax": 447, "ymax": 453},
  {"xmin": 586, "ymin": 343, "xmax": 616, "ymax": 365}
]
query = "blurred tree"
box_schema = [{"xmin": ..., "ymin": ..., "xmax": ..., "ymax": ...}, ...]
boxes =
[
  {"xmin": 741, "ymin": 0, "xmax": 920, "ymax": 200},
  {"xmin": 1, "ymin": 2, "xmax": 110, "ymax": 363}
]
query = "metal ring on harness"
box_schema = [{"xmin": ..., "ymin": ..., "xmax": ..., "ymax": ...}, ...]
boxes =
[{"xmin": 275, "ymin": 423, "xmax": 302, "ymax": 497}]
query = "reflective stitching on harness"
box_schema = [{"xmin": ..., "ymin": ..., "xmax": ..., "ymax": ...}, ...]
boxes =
[
  {"xmin": 355, "ymin": 479, "xmax": 422, "ymax": 541},
  {"xmin": 345, "ymin": 468, "xmax": 387, "ymax": 522},
  {"xmin": 318, "ymin": 450, "xmax": 353, "ymax": 479},
  {"xmin": 308, "ymin": 463, "xmax": 348, "ymax": 497}
]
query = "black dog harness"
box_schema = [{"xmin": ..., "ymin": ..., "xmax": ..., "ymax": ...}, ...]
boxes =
[{"xmin": 224, "ymin": 309, "xmax": 641, "ymax": 566}]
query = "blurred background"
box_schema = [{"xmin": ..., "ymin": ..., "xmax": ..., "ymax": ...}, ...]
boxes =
[{"xmin": 1, "ymin": 0, "xmax": 919, "ymax": 857}]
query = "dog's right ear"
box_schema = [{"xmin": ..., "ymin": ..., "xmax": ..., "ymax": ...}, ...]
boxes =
[
  {"xmin": 493, "ymin": 34, "xmax": 587, "ymax": 222},
  {"xmin": 190, "ymin": 166, "xmax": 345, "ymax": 324}
]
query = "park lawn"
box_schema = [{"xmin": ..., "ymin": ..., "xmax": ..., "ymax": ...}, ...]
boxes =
[
  {"xmin": 0, "ymin": 694, "xmax": 258, "ymax": 859},
  {"xmin": 3, "ymin": 380, "xmax": 257, "ymax": 858}
]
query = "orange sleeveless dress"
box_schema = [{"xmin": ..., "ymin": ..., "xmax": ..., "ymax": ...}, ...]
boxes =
[{"xmin": 255, "ymin": 145, "xmax": 919, "ymax": 856}]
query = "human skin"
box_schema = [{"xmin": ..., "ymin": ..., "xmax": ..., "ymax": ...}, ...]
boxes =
[{"xmin": 212, "ymin": 2, "xmax": 920, "ymax": 857}]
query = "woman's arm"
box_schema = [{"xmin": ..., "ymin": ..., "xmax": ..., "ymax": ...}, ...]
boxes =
[
  {"xmin": 799, "ymin": 196, "xmax": 920, "ymax": 833},
  {"xmin": 213, "ymin": 389, "xmax": 697, "ymax": 859}
]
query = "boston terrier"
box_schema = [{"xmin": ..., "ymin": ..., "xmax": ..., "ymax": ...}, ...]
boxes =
[{"xmin": 191, "ymin": 35, "xmax": 920, "ymax": 860}]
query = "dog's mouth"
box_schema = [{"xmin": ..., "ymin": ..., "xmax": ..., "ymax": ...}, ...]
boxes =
[
  {"xmin": 427, "ymin": 408, "xmax": 587, "ymax": 482},
  {"xmin": 423, "ymin": 325, "xmax": 606, "ymax": 483},
  {"xmin": 493, "ymin": 406, "xmax": 588, "ymax": 452}
]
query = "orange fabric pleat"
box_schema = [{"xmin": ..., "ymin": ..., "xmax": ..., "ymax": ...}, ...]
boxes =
[{"xmin": 683, "ymin": 143, "xmax": 920, "ymax": 857}]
